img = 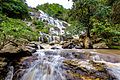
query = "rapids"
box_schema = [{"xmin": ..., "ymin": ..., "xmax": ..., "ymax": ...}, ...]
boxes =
[{"xmin": 5, "ymin": 49, "xmax": 120, "ymax": 80}]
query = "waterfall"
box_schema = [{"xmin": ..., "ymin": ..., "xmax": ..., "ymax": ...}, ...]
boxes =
[
  {"xmin": 38, "ymin": 10, "xmax": 69, "ymax": 35},
  {"xmin": 20, "ymin": 50, "xmax": 66, "ymax": 80}
]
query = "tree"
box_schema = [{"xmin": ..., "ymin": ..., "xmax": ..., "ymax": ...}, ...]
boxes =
[
  {"xmin": 36, "ymin": 3, "xmax": 68, "ymax": 20},
  {"xmin": 67, "ymin": 0, "xmax": 114, "ymax": 48},
  {"xmin": 0, "ymin": 0, "xmax": 29, "ymax": 19},
  {"xmin": 111, "ymin": 0, "xmax": 120, "ymax": 24},
  {"xmin": 69, "ymin": 0, "xmax": 111, "ymax": 37}
]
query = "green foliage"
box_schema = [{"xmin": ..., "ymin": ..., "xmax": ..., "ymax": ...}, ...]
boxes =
[
  {"xmin": 40, "ymin": 27, "xmax": 49, "ymax": 34},
  {"xmin": 0, "ymin": 14, "xmax": 39, "ymax": 42},
  {"xmin": 36, "ymin": 3, "xmax": 68, "ymax": 20},
  {"xmin": 66, "ymin": 0, "xmax": 120, "ymax": 48},
  {"xmin": 66, "ymin": 21, "xmax": 84, "ymax": 35},
  {"xmin": 68, "ymin": 0, "xmax": 112, "ymax": 36},
  {"xmin": 33, "ymin": 20, "xmax": 44, "ymax": 29},
  {"xmin": 32, "ymin": 19, "xmax": 52, "ymax": 34},
  {"xmin": 111, "ymin": 0, "xmax": 120, "ymax": 24},
  {"xmin": 91, "ymin": 18, "xmax": 120, "ymax": 47},
  {"xmin": 0, "ymin": 0, "xmax": 30, "ymax": 19}
]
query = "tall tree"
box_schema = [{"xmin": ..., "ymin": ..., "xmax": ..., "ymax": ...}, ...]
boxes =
[{"xmin": 68, "ymin": 0, "xmax": 112, "ymax": 48}]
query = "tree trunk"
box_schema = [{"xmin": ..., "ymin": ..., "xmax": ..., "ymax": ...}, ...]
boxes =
[{"xmin": 83, "ymin": 6, "xmax": 93, "ymax": 48}]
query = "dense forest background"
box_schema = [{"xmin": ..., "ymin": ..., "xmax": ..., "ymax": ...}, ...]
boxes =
[{"xmin": 0, "ymin": 0, "xmax": 120, "ymax": 49}]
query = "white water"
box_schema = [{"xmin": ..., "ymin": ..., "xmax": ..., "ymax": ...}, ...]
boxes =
[
  {"xmin": 91, "ymin": 52, "xmax": 120, "ymax": 80},
  {"xmin": 5, "ymin": 66, "xmax": 14, "ymax": 80},
  {"xmin": 20, "ymin": 50, "xmax": 66, "ymax": 80},
  {"xmin": 38, "ymin": 10, "xmax": 69, "ymax": 35},
  {"xmin": 37, "ymin": 10, "xmax": 70, "ymax": 43},
  {"xmin": 94, "ymin": 61, "xmax": 120, "ymax": 80},
  {"xmin": 5, "ymin": 49, "xmax": 120, "ymax": 80}
]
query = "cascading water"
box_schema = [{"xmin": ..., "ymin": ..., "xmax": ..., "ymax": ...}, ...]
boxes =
[
  {"xmin": 5, "ymin": 66, "xmax": 14, "ymax": 80},
  {"xmin": 38, "ymin": 10, "xmax": 67, "ymax": 35},
  {"xmin": 6, "ymin": 49, "xmax": 120, "ymax": 80},
  {"xmin": 15, "ymin": 50, "xmax": 66, "ymax": 80},
  {"xmin": 32, "ymin": 10, "xmax": 70, "ymax": 43}
]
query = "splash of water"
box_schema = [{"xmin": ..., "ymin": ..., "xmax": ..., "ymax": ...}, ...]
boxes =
[{"xmin": 20, "ymin": 50, "xmax": 66, "ymax": 80}]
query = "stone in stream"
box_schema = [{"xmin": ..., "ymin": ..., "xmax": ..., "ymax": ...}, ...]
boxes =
[
  {"xmin": 0, "ymin": 42, "xmax": 33, "ymax": 80},
  {"xmin": 62, "ymin": 42, "xmax": 75, "ymax": 49},
  {"xmin": 63, "ymin": 60, "xmax": 115, "ymax": 80}
]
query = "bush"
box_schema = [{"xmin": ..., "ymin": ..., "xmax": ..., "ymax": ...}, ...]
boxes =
[{"xmin": 0, "ymin": 14, "xmax": 39, "ymax": 42}]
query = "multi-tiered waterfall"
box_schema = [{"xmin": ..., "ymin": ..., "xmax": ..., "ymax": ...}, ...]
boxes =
[
  {"xmin": 38, "ymin": 10, "xmax": 69, "ymax": 35},
  {"xmin": 29, "ymin": 10, "xmax": 70, "ymax": 43}
]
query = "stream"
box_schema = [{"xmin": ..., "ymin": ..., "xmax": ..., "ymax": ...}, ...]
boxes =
[{"xmin": 5, "ymin": 49, "xmax": 120, "ymax": 80}]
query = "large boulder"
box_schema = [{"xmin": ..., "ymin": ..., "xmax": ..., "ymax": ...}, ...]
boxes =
[
  {"xmin": 63, "ymin": 60, "xmax": 114, "ymax": 80},
  {"xmin": 0, "ymin": 42, "xmax": 32, "ymax": 58}
]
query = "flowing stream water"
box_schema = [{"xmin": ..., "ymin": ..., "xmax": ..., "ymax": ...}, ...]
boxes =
[{"xmin": 5, "ymin": 49, "xmax": 120, "ymax": 80}]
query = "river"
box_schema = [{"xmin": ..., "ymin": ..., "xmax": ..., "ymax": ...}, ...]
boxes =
[{"xmin": 5, "ymin": 49, "xmax": 120, "ymax": 80}]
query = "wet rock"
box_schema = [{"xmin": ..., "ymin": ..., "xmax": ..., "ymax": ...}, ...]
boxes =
[
  {"xmin": 51, "ymin": 47, "xmax": 60, "ymax": 49},
  {"xmin": 49, "ymin": 41, "xmax": 55, "ymax": 45},
  {"xmin": 0, "ymin": 43, "xmax": 32, "ymax": 58},
  {"xmin": 62, "ymin": 42, "xmax": 75, "ymax": 49},
  {"xmin": 92, "ymin": 38, "xmax": 102, "ymax": 44},
  {"xmin": 75, "ymin": 45, "xmax": 82, "ymax": 49},
  {"xmin": 59, "ymin": 41, "xmax": 66, "ymax": 45},
  {"xmin": 63, "ymin": 59, "xmax": 114, "ymax": 80},
  {"xmin": 72, "ymin": 52, "xmax": 90, "ymax": 59},
  {"xmin": 93, "ymin": 42, "xmax": 108, "ymax": 49},
  {"xmin": 27, "ymin": 43, "xmax": 38, "ymax": 49},
  {"xmin": 0, "ymin": 62, "xmax": 7, "ymax": 70},
  {"xmin": 0, "ymin": 57, "xmax": 7, "ymax": 80},
  {"xmin": 71, "ymin": 39, "xmax": 80, "ymax": 44}
]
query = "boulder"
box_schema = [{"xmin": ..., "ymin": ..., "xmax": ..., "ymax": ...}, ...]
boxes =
[
  {"xmin": 62, "ymin": 42, "xmax": 75, "ymax": 49},
  {"xmin": 93, "ymin": 42, "xmax": 108, "ymax": 49},
  {"xmin": 49, "ymin": 41, "xmax": 55, "ymax": 45},
  {"xmin": 63, "ymin": 60, "xmax": 114, "ymax": 80},
  {"xmin": 75, "ymin": 45, "xmax": 82, "ymax": 49},
  {"xmin": 59, "ymin": 41, "xmax": 66, "ymax": 45},
  {"xmin": 0, "ymin": 43, "xmax": 32, "ymax": 58}
]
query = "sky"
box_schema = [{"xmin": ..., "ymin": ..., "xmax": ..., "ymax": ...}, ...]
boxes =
[{"xmin": 26, "ymin": 0, "xmax": 73, "ymax": 9}]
